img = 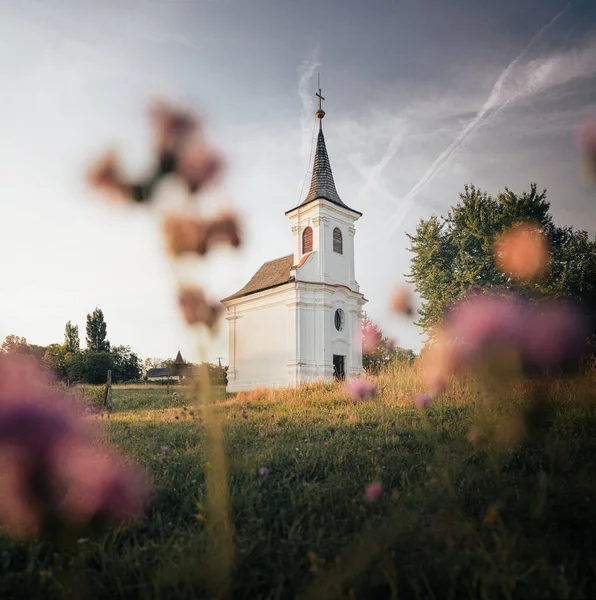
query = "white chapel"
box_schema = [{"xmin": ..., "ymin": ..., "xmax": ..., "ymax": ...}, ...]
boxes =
[{"xmin": 222, "ymin": 88, "xmax": 367, "ymax": 392}]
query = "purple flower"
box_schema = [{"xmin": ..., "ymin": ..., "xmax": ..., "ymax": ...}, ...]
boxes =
[
  {"xmin": 345, "ymin": 379, "xmax": 377, "ymax": 400},
  {"xmin": 424, "ymin": 292, "xmax": 588, "ymax": 392},
  {"xmin": 259, "ymin": 467, "xmax": 269, "ymax": 477},
  {"xmin": 242, "ymin": 411, "xmax": 248, "ymax": 419},
  {"xmin": 579, "ymin": 117, "xmax": 596, "ymax": 180},
  {"xmin": 364, "ymin": 481, "xmax": 383, "ymax": 503},
  {"xmin": 414, "ymin": 392, "xmax": 432, "ymax": 410},
  {"xmin": 520, "ymin": 301, "xmax": 588, "ymax": 373},
  {"xmin": 0, "ymin": 355, "xmax": 151, "ymax": 540}
]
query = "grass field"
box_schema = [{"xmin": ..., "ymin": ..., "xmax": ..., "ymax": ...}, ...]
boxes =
[{"xmin": 2, "ymin": 365, "xmax": 596, "ymax": 599}]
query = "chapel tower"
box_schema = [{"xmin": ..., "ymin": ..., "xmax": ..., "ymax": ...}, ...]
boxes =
[
  {"xmin": 222, "ymin": 85, "xmax": 366, "ymax": 391},
  {"xmin": 285, "ymin": 87, "xmax": 361, "ymax": 293}
]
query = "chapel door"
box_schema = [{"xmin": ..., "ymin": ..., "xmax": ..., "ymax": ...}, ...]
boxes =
[{"xmin": 333, "ymin": 355, "xmax": 345, "ymax": 380}]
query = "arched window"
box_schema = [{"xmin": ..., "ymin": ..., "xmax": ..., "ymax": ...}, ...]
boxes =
[
  {"xmin": 302, "ymin": 226, "xmax": 313, "ymax": 254},
  {"xmin": 333, "ymin": 227, "xmax": 343, "ymax": 254}
]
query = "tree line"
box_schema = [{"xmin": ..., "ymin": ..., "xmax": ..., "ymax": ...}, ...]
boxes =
[{"xmin": 1, "ymin": 308, "xmax": 142, "ymax": 384}]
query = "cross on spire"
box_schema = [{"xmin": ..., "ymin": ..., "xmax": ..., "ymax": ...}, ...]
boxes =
[
  {"xmin": 316, "ymin": 88, "xmax": 325, "ymax": 111},
  {"xmin": 315, "ymin": 74, "xmax": 326, "ymax": 128}
]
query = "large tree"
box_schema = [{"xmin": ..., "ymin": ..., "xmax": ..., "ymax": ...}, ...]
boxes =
[
  {"xmin": 1, "ymin": 334, "xmax": 28, "ymax": 354},
  {"xmin": 43, "ymin": 344, "xmax": 67, "ymax": 379},
  {"xmin": 86, "ymin": 308, "xmax": 110, "ymax": 352},
  {"xmin": 64, "ymin": 321, "xmax": 80, "ymax": 354},
  {"xmin": 407, "ymin": 183, "xmax": 596, "ymax": 335},
  {"xmin": 1, "ymin": 335, "xmax": 46, "ymax": 362},
  {"xmin": 111, "ymin": 345, "xmax": 142, "ymax": 382}
]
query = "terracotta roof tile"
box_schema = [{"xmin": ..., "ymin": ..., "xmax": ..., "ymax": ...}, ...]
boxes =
[{"xmin": 223, "ymin": 254, "xmax": 294, "ymax": 301}]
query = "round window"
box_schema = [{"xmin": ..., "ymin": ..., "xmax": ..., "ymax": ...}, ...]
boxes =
[{"xmin": 334, "ymin": 309, "xmax": 344, "ymax": 331}]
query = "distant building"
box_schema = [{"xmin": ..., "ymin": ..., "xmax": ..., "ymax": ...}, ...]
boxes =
[
  {"xmin": 146, "ymin": 351, "xmax": 189, "ymax": 382},
  {"xmin": 146, "ymin": 367, "xmax": 180, "ymax": 382},
  {"xmin": 221, "ymin": 87, "xmax": 366, "ymax": 392}
]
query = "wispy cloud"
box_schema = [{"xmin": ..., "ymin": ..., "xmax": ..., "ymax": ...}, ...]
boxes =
[
  {"xmin": 385, "ymin": 2, "xmax": 575, "ymax": 239},
  {"xmin": 298, "ymin": 46, "xmax": 321, "ymax": 170},
  {"xmin": 354, "ymin": 120, "xmax": 408, "ymax": 205}
]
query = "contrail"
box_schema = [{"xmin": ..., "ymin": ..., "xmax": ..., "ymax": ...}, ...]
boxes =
[
  {"xmin": 385, "ymin": 2, "xmax": 571, "ymax": 240},
  {"xmin": 355, "ymin": 122, "xmax": 407, "ymax": 203},
  {"xmin": 298, "ymin": 46, "xmax": 320, "ymax": 168}
]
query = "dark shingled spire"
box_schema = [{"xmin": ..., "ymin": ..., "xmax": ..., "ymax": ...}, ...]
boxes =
[
  {"xmin": 285, "ymin": 84, "xmax": 361, "ymax": 216},
  {"xmin": 302, "ymin": 128, "xmax": 347, "ymax": 208}
]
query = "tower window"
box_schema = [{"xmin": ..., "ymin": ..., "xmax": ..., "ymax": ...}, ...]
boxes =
[
  {"xmin": 302, "ymin": 226, "xmax": 313, "ymax": 254},
  {"xmin": 334, "ymin": 309, "xmax": 344, "ymax": 331},
  {"xmin": 333, "ymin": 227, "xmax": 343, "ymax": 254}
]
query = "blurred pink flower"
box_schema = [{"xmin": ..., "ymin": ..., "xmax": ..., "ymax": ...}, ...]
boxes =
[
  {"xmin": 89, "ymin": 100, "xmax": 222, "ymax": 203},
  {"xmin": 259, "ymin": 467, "xmax": 269, "ymax": 477},
  {"xmin": 579, "ymin": 118, "xmax": 596, "ymax": 180},
  {"xmin": 423, "ymin": 292, "xmax": 588, "ymax": 391},
  {"xmin": 177, "ymin": 143, "xmax": 223, "ymax": 193},
  {"xmin": 87, "ymin": 150, "xmax": 131, "ymax": 202},
  {"xmin": 364, "ymin": 481, "xmax": 383, "ymax": 502},
  {"xmin": 345, "ymin": 379, "xmax": 377, "ymax": 400},
  {"xmin": 55, "ymin": 441, "xmax": 150, "ymax": 525},
  {"xmin": 521, "ymin": 301, "xmax": 588, "ymax": 373},
  {"xmin": 391, "ymin": 285, "xmax": 414, "ymax": 316},
  {"xmin": 0, "ymin": 355, "xmax": 151, "ymax": 540},
  {"xmin": 149, "ymin": 100, "xmax": 198, "ymax": 154},
  {"xmin": 493, "ymin": 222, "xmax": 549, "ymax": 281},
  {"xmin": 414, "ymin": 392, "xmax": 432, "ymax": 410},
  {"xmin": 361, "ymin": 327, "xmax": 377, "ymax": 354},
  {"xmin": 446, "ymin": 293, "xmax": 524, "ymax": 366},
  {"xmin": 177, "ymin": 286, "xmax": 221, "ymax": 328},
  {"xmin": 162, "ymin": 212, "xmax": 241, "ymax": 257}
]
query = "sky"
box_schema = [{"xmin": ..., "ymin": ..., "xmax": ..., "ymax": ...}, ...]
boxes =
[{"xmin": 0, "ymin": 0, "xmax": 595, "ymax": 365}]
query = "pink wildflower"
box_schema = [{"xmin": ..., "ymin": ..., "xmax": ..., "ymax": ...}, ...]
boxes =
[
  {"xmin": 149, "ymin": 100, "xmax": 198, "ymax": 154},
  {"xmin": 446, "ymin": 293, "xmax": 525, "ymax": 366},
  {"xmin": 345, "ymin": 379, "xmax": 377, "ymax": 400},
  {"xmin": 390, "ymin": 285, "xmax": 414, "ymax": 316},
  {"xmin": 55, "ymin": 441, "xmax": 150, "ymax": 524},
  {"xmin": 414, "ymin": 392, "xmax": 432, "ymax": 410},
  {"xmin": 0, "ymin": 355, "xmax": 151, "ymax": 540},
  {"xmin": 89, "ymin": 100, "xmax": 221, "ymax": 203},
  {"xmin": 177, "ymin": 285, "xmax": 221, "ymax": 328},
  {"xmin": 520, "ymin": 301, "xmax": 587, "ymax": 373},
  {"xmin": 177, "ymin": 144, "xmax": 223, "ymax": 193},
  {"xmin": 162, "ymin": 211, "xmax": 241, "ymax": 257},
  {"xmin": 579, "ymin": 117, "xmax": 596, "ymax": 180},
  {"xmin": 364, "ymin": 481, "xmax": 383, "ymax": 503},
  {"xmin": 423, "ymin": 292, "xmax": 588, "ymax": 390},
  {"xmin": 259, "ymin": 467, "xmax": 269, "ymax": 477}
]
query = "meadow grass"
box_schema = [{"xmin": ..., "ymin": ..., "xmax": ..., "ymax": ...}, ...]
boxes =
[{"xmin": 2, "ymin": 365, "xmax": 596, "ymax": 599}]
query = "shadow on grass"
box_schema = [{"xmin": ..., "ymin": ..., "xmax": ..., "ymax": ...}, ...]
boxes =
[{"xmin": 3, "ymin": 395, "xmax": 596, "ymax": 599}]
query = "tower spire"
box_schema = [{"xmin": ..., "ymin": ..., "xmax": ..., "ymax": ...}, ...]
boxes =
[{"xmin": 285, "ymin": 80, "xmax": 361, "ymax": 216}]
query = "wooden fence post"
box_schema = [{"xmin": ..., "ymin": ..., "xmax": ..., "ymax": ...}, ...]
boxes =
[{"xmin": 107, "ymin": 369, "xmax": 113, "ymax": 413}]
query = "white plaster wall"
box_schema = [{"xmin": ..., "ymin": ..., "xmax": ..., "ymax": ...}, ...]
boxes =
[
  {"xmin": 224, "ymin": 284, "xmax": 297, "ymax": 392},
  {"xmin": 294, "ymin": 282, "xmax": 366, "ymax": 383}
]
